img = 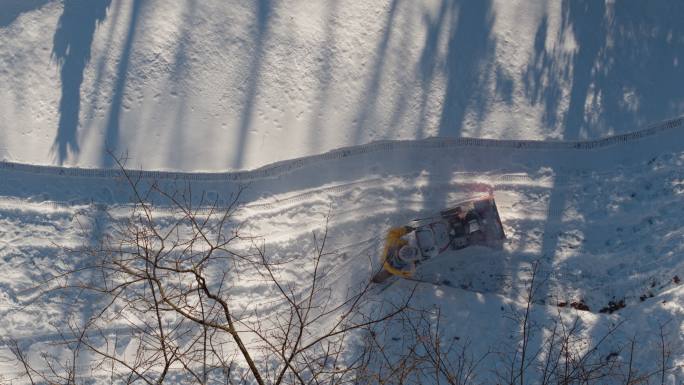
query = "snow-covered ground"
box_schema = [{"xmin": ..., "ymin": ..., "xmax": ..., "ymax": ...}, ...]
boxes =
[
  {"xmin": 1, "ymin": 0, "xmax": 683, "ymax": 383},
  {"xmin": 1, "ymin": 0, "xmax": 683, "ymax": 170},
  {"xmin": 1, "ymin": 119, "xmax": 683, "ymax": 382}
]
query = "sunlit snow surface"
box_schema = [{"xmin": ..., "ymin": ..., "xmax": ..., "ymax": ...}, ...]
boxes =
[
  {"xmin": 1, "ymin": 0, "xmax": 683, "ymax": 170},
  {"xmin": 1, "ymin": 0, "xmax": 684, "ymax": 383}
]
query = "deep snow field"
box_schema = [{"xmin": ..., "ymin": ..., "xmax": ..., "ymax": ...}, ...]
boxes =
[{"xmin": 1, "ymin": 0, "xmax": 684, "ymax": 383}]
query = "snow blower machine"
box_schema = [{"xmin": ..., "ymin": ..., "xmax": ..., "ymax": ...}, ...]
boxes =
[{"xmin": 372, "ymin": 191, "xmax": 506, "ymax": 284}]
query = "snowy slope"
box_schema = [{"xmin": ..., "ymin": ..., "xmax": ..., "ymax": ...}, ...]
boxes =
[
  {"xmin": 0, "ymin": 118, "xmax": 683, "ymax": 382},
  {"xmin": 1, "ymin": 0, "xmax": 684, "ymax": 171}
]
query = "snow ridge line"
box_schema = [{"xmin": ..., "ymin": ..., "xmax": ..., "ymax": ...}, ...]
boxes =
[{"xmin": 0, "ymin": 117, "xmax": 681, "ymax": 181}]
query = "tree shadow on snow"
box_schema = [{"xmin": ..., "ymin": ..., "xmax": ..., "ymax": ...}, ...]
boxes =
[
  {"xmin": 101, "ymin": 0, "xmax": 144, "ymax": 168},
  {"xmin": 52, "ymin": 0, "xmax": 111, "ymax": 164},
  {"xmin": 0, "ymin": 0, "xmax": 50, "ymax": 28},
  {"xmin": 525, "ymin": 1, "xmax": 684, "ymax": 140},
  {"xmin": 419, "ymin": 0, "xmax": 497, "ymax": 236},
  {"xmin": 527, "ymin": 2, "xmax": 684, "ymax": 369},
  {"xmin": 231, "ymin": 0, "xmax": 273, "ymax": 170}
]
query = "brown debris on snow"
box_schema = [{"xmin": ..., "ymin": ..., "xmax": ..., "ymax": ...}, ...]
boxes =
[
  {"xmin": 557, "ymin": 300, "xmax": 590, "ymax": 312},
  {"xmin": 599, "ymin": 299, "xmax": 626, "ymax": 314}
]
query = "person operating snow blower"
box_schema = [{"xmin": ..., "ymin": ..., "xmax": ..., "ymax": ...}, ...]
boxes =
[{"xmin": 371, "ymin": 192, "xmax": 507, "ymax": 284}]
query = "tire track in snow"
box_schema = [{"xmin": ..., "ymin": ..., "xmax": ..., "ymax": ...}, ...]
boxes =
[
  {"xmin": 0, "ymin": 154, "xmax": 666, "ymax": 229},
  {"xmin": 0, "ymin": 172, "xmax": 539, "ymax": 216},
  {"xmin": 0, "ymin": 173, "xmax": 556, "ymax": 255},
  {"xmin": 0, "ymin": 159, "xmax": 671, "ymax": 261},
  {"xmin": 0, "ymin": 160, "xmax": 645, "ymax": 217}
]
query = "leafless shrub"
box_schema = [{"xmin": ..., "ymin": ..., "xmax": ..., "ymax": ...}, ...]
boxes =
[
  {"xmin": 7, "ymin": 157, "xmax": 411, "ymax": 384},
  {"xmin": 494, "ymin": 260, "xmax": 684, "ymax": 385},
  {"xmin": 496, "ymin": 260, "xmax": 626, "ymax": 385},
  {"xmin": 357, "ymin": 305, "xmax": 488, "ymax": 385}
]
